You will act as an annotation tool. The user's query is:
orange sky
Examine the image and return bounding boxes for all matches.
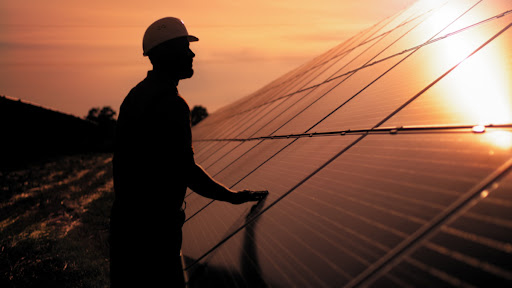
[0,0,416,117]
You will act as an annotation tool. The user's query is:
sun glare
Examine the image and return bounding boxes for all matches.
[421,1,512,149]
[418,1,512,149]
[483,130,512,150]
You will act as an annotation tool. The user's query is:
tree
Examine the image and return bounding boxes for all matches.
[191,105,208,126]
[85,106,117,151]
[86,106,116,123]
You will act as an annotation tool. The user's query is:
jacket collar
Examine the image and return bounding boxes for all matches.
[147,70,179,87]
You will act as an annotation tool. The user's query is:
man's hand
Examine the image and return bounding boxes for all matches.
[230,190,268,205]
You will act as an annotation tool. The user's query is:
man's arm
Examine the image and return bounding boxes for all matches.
[187,163,268,204]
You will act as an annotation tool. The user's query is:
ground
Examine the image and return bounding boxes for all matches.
[0,153,114,288]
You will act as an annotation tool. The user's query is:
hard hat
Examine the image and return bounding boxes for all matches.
[142,17,199,56]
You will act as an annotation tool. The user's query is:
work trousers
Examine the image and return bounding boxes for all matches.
[110,208,186,287]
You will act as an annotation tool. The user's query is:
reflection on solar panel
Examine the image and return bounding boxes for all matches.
[182,0,512,287]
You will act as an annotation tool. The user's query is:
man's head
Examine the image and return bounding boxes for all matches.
[142,17,198,80]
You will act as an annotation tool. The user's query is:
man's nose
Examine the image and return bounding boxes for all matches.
[188,48,195,58]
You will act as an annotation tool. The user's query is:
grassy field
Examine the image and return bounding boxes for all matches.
[0,153,114,288]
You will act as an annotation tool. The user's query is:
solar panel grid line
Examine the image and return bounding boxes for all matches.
[400,247,506,287]
[194,142,232,164]
[262,11,442,138]
[195,124,512,142]
[248,233,311,287]
[194,139,235,164]
[371,171,512,287]
[219,66,327,123]
[377,258,462,287]
[259,19,390,100]
[299,54,413,135]
[323,161,460,202]
[400,257,477,288]
[267,208,355,282]
[423,241,512,280]
[233,95,313,140]
[217,139,298,189]
[204,206,318,288]
[373,20,512,130]
[200,142,262,176]
[183,133,368,270]
[185,199,214,223]
[184,138,297,223]
[199,142,249,172]
[206,104,270,139]
[188,141,257,199]
[308,187,424,239]
[215,101,286,141]
[234,217,295,288]
[420,7,512,44]
[301,188,410,240]
[327,178,444,225]
[245,222,331,288]
[339,154,492,191]
[272,43,360,100]
[284,198,385,263]
[292,20,408,92]
[345,9,511,81]
[198,206,346,288]
[284,206,376,269]
[239,42,353,110]
[242,34,360,102]
[346,157,512,288]
[192,105,270,160]
[464,207,512,230]
[191,94,313,178]
[304,7,438,91]
[325,185,427,227]
[287,195,392,256]
[439,225,510,257]
[200,141,263,179]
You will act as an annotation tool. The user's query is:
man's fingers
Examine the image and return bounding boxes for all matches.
[231,190,268,204]
[247,190,268,201]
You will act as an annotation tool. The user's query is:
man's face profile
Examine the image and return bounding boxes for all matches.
[149,37,196,80]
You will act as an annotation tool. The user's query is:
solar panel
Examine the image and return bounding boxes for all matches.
[183,0,512,286]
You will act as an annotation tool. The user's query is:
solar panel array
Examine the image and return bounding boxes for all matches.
[182,0,512,287]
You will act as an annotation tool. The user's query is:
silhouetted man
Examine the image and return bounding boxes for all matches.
[110,17,268,288]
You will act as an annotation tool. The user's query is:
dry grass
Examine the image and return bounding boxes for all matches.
[0,153,114,288]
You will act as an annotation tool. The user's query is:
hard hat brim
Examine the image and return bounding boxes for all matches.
[187,35,199,42]
[142,35,199,56]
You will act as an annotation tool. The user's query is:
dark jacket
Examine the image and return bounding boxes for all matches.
[112,70,195,219]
